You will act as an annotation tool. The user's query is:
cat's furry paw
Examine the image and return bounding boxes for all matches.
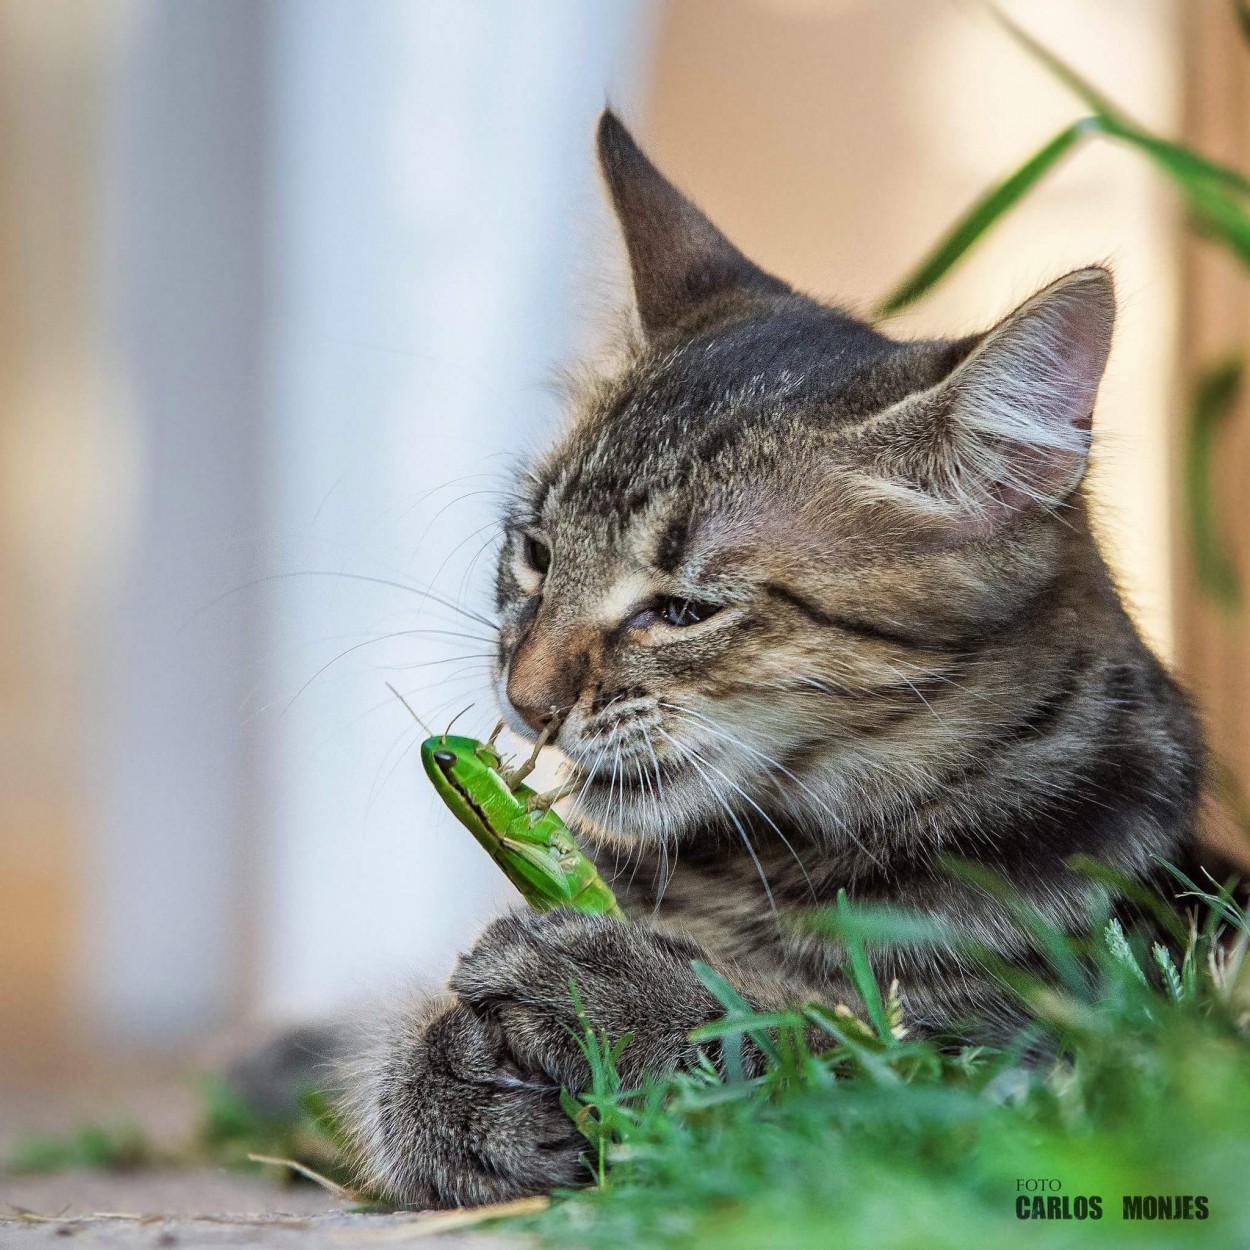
[345,911,730,1208]
[344,991,585,1209]
[449,910,727,1087]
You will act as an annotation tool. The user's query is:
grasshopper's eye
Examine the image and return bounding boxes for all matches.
[662,597,722,628]
[522,533,551,576]
[433,750,456,766]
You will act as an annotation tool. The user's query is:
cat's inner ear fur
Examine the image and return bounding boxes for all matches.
[855,267,1116,530]
[596,110,790,338]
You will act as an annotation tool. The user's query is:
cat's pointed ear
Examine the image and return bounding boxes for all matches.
[859,267,1115,530]
[596,110,789,337]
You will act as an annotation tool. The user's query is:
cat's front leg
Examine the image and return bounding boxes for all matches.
[449,910,744,1088]
[347,910,756,1208]
[344,989,586,1209]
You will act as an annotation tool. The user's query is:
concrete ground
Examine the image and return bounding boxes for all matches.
[0,1071,531,1248]
[0,1169,536,1247]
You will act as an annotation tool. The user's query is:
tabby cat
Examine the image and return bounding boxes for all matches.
[342,111,1203,1208]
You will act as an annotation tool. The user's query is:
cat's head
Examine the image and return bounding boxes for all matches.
[493,111,1115,847]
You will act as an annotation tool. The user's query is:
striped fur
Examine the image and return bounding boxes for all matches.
[343,111,1203,1207]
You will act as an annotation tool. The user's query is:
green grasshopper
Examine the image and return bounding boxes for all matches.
[417,721,625,921]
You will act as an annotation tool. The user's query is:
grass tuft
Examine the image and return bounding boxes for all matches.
[527,871,1250,1249]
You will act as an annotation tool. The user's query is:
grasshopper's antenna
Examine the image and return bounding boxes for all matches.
[385,683,436,737]
[440,702,476,743]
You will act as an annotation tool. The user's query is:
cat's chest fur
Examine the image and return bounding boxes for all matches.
[597,837,841,989]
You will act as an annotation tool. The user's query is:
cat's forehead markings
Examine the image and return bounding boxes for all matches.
[594,571,652,625]
[653,513,689,574]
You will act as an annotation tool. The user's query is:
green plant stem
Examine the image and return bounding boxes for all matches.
[1184,358,1243,607]
[875,119,1096,316]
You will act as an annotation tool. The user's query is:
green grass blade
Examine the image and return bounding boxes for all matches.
[836,890,893,1041]
[1104,918,1148,985]
[689,1010,809,1042]
[875,119,1095,316]
[991,8,1125,121]
[940,859,1088,995]
[805,901,964,949]
[1183,358,1243,607]
[1183,179,1250,266]
[802,1005,901,1086]
[1105,121,1250,199]
[521,877,1250,1250]
[1067,854,1189,944]
[881,9,1250,319]
[690,961,782,1069]
[1153,942,1185,1003]
[1235,0,1250,42]
[1153,855,1248,937]
[996,10,1250,198]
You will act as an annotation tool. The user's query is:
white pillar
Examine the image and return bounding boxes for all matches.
[89,0,268,1045]
[258,0,652,1019]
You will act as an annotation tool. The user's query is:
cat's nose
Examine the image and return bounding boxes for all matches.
[509,694,560,735]
[506,628,590,734]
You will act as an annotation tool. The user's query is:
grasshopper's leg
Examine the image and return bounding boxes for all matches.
[486,719,505,749]
[525,781,579,813]
[503,721,554,790]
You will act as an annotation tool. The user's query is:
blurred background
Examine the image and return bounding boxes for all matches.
[1,0,1247,1112]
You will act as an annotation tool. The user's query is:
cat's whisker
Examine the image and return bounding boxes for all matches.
[888,658,996,705]
[458,526,508,607]
[610,741,626,838]
[564,704,625,828]
[571,723,624,838]
[662,704,810,788]
[314,622,495,647]
[629,744,658,839]
[624,755,655,897]
[604,741,629,873]
[657,728,778,919]
[385,651,497,671]
[565,726,612,836]
[418,682,494,731]
[786,675,856,698]
[282,625,498,716]
[413,488,516,556]
[658,719,817,899]
[641,729,668,814]
[200,569,497,630]
[659,702,830,829]
[392,469,518,525]
[639,726,680,911]
[364,667,494,812]
[420,517,506,601]
[875,662,951,729]
[250,647,493,726]
[661,703,887,869]
[365,721,427,818]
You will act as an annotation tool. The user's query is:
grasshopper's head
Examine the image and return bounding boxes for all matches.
[420,733,499,800]
[420,734,513,839]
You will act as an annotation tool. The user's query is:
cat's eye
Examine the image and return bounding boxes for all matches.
[522,533,551,576]
[662,597,721,628]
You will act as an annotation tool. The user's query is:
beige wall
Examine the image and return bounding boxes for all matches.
[0,2,120,1072]
[0,0,1200,1070]
[1178,0,1250,864]
[643,0,1179,657]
